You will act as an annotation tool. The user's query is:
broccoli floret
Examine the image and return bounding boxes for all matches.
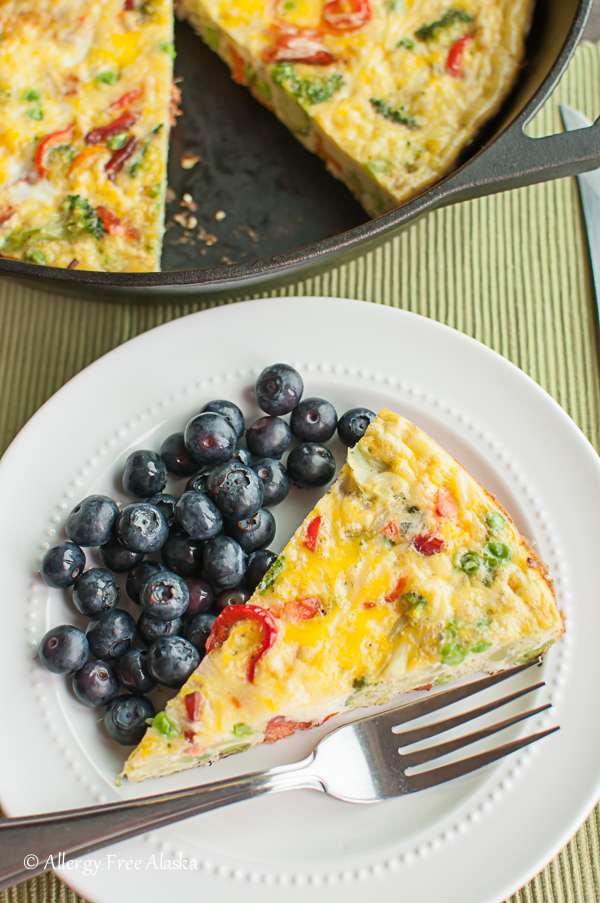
[65,195,105,240]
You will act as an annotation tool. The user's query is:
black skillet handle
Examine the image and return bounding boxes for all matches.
[436,112,600,206]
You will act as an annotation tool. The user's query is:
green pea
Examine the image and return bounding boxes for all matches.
[456,551,480,573]
[25,249,46,265]
[441,643,466,666]
[107,132,130,150]
[147,710,179,740]
[484,510,506,533]
[483,541,511,567]
[95,71,119,85]
[471,640,492,654]
[232,723,254,738]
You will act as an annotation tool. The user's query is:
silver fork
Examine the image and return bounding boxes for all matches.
[0,659,556,889]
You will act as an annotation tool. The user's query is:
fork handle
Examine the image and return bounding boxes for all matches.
[0,754,321,890]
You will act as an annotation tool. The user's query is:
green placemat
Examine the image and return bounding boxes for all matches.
[2,39,600,903]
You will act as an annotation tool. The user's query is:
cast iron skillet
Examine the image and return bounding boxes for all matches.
[2,0,599,299]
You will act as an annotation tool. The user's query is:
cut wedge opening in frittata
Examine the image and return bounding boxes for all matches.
[180,0,534,217]
[121,409,564,782]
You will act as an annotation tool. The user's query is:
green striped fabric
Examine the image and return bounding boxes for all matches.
[2,40,600,903]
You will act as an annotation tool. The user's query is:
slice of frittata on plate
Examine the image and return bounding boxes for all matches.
[122,408,564,782]
[179,0,533,217]
[0,0,174,272]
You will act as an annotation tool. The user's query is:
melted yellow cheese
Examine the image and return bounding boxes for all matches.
[122,408,564,783]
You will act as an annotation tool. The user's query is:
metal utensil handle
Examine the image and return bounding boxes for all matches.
[438,114,600,204]
[0,754,320,890]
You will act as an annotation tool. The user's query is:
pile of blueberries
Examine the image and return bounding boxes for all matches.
[38,363,375,747]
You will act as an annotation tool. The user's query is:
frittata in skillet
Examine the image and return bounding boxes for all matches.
[0,0,174,271]
[180,0,533,216]
[122,409,563,782]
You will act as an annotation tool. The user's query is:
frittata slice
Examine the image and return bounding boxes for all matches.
[0,0,174,272]
[122,408,564,782]
[180,0,533,217]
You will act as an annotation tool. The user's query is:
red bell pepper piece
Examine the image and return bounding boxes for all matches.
[323,0,371,31]
[0,206,15,227]
[303,516,321,551]
[34,124,75,178]
[96,206,141,242]
[435,486,458,519]
[85,110,139,145]
[413,532,445,555]
[184,691,203,721]
[263,716,313,743]
[288,597,321,619]
[385,575,407,603]
[447,32,473,78]
[105,135,137,181]
[108,85,144,112]
[383,519,399,541]
[206,604,278,682]
[264,33,336,64]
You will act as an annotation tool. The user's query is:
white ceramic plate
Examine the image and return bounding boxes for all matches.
[1,297,599,903]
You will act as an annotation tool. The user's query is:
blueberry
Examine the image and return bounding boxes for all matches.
[175,491,223,540]
[86,609,137,660]
[207,462,264,521]
[160,431,198,476]
[186,576,216,616]
[245,550,278,593]
[287,443,336,489]
[225,508,276,554]
[65,495,118,547]
[100,537,144,573]
[123,450,168,498]
[228,447,253,467]
[126,561,165,605]
[104,694,155,745]
[255,363,303,415]
[291,397,338,442]
[185,470,210,493]
[184,412,237,466]
[147,636,200,688]
[39,625,89,674]
[337,408,376,447]
[161,530,204,577]
[183,612,217,652]
[115,648,156,694]
[246,416,292,459]
[215,585,251,611]
[200,399,245,440]
[116,502,169,554]
[252,457,290,506]
[139,571,189,620]
[73,568,120,616]
[73,659,119,707]
[41,541,86,588]
[138,612,184,645]
[203,535,246,589]
[148,493,178,527]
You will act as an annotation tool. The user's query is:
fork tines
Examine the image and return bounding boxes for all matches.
[385,659,558,792]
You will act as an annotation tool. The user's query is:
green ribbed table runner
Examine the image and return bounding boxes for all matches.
[2,39,600,903]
